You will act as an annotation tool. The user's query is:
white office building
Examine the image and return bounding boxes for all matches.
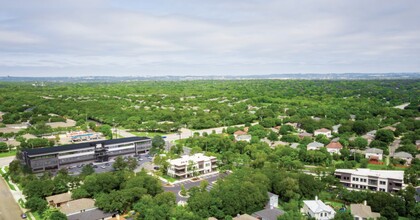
[167,153,217,178]
[335,168,404,192]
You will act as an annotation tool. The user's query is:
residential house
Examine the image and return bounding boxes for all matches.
[361,134,375,145]
[416,140,420,150]
[46,192,72,208]
[314,128,332,138]
[62,198,116,220]
[365,148,384,161]
[301,197,335,220]
[299,132,313,139]
[236,134,252,143]
[334,168,404,192]
[326,142,343,155]
[167,153,218,178]
[307,141,325,151]
[234,130,248,137]
[332,124,341,134]
[251,193,284,220]
[350,202,380,220]
[393,151,413,165]
[290,143,299,149]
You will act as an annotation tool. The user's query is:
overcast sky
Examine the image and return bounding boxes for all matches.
[1,0,419,77]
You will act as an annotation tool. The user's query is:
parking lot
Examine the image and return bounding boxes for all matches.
[64,153,153,175]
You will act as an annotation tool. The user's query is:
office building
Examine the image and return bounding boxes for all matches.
[20,137,151,172]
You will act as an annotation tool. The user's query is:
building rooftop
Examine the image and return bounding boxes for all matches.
[234,130,247,136]
[236,134,252,141]
[350,204,380,219]
[307,141,324,149]
[303,200,335,214]
[60,198,96,215]
[67,208,116,220]
[253,208,284,220]
[315,128,331,133]
[168,153,216,166]
[335,168,404,180]
[365,148,383,154]
[23,136,150,156]
[46,192,72,205]
[326,142,343,149]
[393,151,413,159]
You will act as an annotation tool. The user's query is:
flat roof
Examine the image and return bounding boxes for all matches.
[335,168,404,180]
[23,136,150,156]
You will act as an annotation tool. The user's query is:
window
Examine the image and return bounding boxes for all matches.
[380,181,386,185]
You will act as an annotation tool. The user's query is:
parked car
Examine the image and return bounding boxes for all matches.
[21,214,27,219]
[93,165,98,168]
[138,158,143,161]
[105,163,110,166]
[101,165,106,169]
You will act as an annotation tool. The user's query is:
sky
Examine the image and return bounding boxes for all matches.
[0,0,419,77]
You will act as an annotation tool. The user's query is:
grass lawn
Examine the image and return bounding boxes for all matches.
[0,150,16,158]
[398,217,409,220]
[324,200,345,210]
[18,198,25,208]
[367,163,406,170]
[162,175,177,183]
[32,211,42,220]
[130,131,169,138]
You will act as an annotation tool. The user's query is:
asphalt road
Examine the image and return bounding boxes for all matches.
[0,178,23,220]
[0,156,15,168]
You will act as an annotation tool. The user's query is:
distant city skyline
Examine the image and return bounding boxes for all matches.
[1,1,420,77]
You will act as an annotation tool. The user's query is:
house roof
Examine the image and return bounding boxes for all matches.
[303,200,335,214]
[46,192,72,205]
[290,143,299,149]
[350,204,380,219]
[67,208,116,220]
[59,198,96,215]
[307,141,324,148]
[393,151,413,159]
[365,148,383,154]
[236,134,252,140]
[23,136,150,156]
[326,142,343,149]
[299,132,313,137]
[234,130,247,135]
[253,208,284,220]
[315,128,331,133]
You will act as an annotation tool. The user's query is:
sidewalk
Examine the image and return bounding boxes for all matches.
[1,166,35,219]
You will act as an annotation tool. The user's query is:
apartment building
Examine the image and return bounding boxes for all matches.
[334,168,404,193]
[167,153,217,178]
[21,137,151,172]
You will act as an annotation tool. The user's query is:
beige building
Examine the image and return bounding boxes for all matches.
[350,202,380,220]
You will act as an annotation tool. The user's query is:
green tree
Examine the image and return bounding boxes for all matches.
[127,157,138,171]
[80,164,95,177]
[375,129,394,144]
[112,156,128,171]
[333,211,353,220]
[151,135,165,154]
[0,142,8,152]
[25,197,48,213]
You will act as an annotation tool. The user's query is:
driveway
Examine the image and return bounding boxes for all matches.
[162,172,227,203]
[0,177,23,220]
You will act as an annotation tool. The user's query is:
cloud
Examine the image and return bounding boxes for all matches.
[0,0,419,76]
